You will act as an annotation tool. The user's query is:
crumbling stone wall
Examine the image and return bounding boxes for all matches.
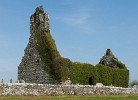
[18,6,59,84]
[0,83,137,96]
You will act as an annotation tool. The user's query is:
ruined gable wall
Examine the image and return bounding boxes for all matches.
[18,7,59,84]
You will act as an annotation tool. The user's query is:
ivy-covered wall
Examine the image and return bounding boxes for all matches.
[70,63,98,85]
[50,57,129,87]
[32,7,129,87]
[35,22,129,88]
[69,63,129,87]
[35,23,60,72]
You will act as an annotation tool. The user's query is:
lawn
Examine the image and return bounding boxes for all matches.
[0,95,138,100]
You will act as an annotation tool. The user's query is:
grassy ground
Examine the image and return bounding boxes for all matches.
[0,95,138,100]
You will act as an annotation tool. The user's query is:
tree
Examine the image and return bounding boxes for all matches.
[130,80,138,87]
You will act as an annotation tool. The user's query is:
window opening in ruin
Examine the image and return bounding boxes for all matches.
[36,76,38,79]
[36,59,39,63]
[20,70,23,73]
[32,27,33,31]
[29,54,31,57]
[35,69,37,72]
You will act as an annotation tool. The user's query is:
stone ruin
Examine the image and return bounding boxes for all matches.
[99,49,121,68]
[18,6,128,86]
[0,83,138,96]
[18,6,58,84]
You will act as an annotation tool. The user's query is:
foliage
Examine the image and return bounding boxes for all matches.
[51,57,72,82]
[112,68,129,87]
[95,64,129,87]
[116,61,126,69]
[130,80,138,87]
[95,64,113,86]
[34,15,129,87]
[70,62,98,85]
[35,23,60,72]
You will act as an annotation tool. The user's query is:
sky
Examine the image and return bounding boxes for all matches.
[0,0,138,83]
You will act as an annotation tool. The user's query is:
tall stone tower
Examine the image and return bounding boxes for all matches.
[18,6,60,84]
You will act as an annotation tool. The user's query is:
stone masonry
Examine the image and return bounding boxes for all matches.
[99,49,120,68]
[18,6,57,84]
[0,83,138,96]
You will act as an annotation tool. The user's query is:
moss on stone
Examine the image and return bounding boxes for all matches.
[35,23,60,72]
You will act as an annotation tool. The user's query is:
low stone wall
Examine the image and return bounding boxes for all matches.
[0,83,137,96]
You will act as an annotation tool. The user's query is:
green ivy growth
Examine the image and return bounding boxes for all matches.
[69,63,129,87]
[51,57,72,82]
[34,17,129,87]
[35,23,60,72]
[70,62,98,85]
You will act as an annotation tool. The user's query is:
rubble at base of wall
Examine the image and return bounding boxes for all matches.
[0,83,137,96]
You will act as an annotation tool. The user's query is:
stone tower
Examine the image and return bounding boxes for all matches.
[99,49,119,68]
[99,49,126,68]
[18,6,60,84]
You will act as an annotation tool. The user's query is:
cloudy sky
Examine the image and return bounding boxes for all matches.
[0,0,138,82]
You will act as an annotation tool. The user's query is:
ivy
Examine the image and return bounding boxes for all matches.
[34,23,60,72]
[33,16,129,87]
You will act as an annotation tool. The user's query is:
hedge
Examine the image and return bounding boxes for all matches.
[51,57,72,82]
[69,63,129,87]
[34,14,129,87]
[70,62,98,85]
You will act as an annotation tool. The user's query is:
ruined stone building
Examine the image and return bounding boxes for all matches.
[18,6,129,86]
[99,49,119,68]
[99,49,126,69]
[18,6,60,84]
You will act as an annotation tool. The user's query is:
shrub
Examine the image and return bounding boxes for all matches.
[130,80,138,87]
[51,57,72,82]
[70,63,98,85]
[95,64,113,86]
[95,64,129,87]
[117,61,126,69]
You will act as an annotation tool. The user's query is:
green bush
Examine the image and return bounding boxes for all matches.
[95,64,129,87]
[95,64,113,86]
[51,57,72,82]
[70,63,98,85]
[112,68,129,87]
[130,80,138,87]
[116,61,126,69]
[34,17,129,87]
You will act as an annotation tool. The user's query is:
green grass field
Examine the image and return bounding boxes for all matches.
[0,95,138,100]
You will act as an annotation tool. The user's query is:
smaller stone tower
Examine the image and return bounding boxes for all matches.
[99,49,120,68]
[18,6,60,84]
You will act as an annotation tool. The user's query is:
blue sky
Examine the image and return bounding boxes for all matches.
[0,0,138,83]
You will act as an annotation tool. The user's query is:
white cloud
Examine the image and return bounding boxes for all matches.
[52,8,94,34]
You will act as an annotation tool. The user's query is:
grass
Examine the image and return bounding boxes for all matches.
[0,95,138,100]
